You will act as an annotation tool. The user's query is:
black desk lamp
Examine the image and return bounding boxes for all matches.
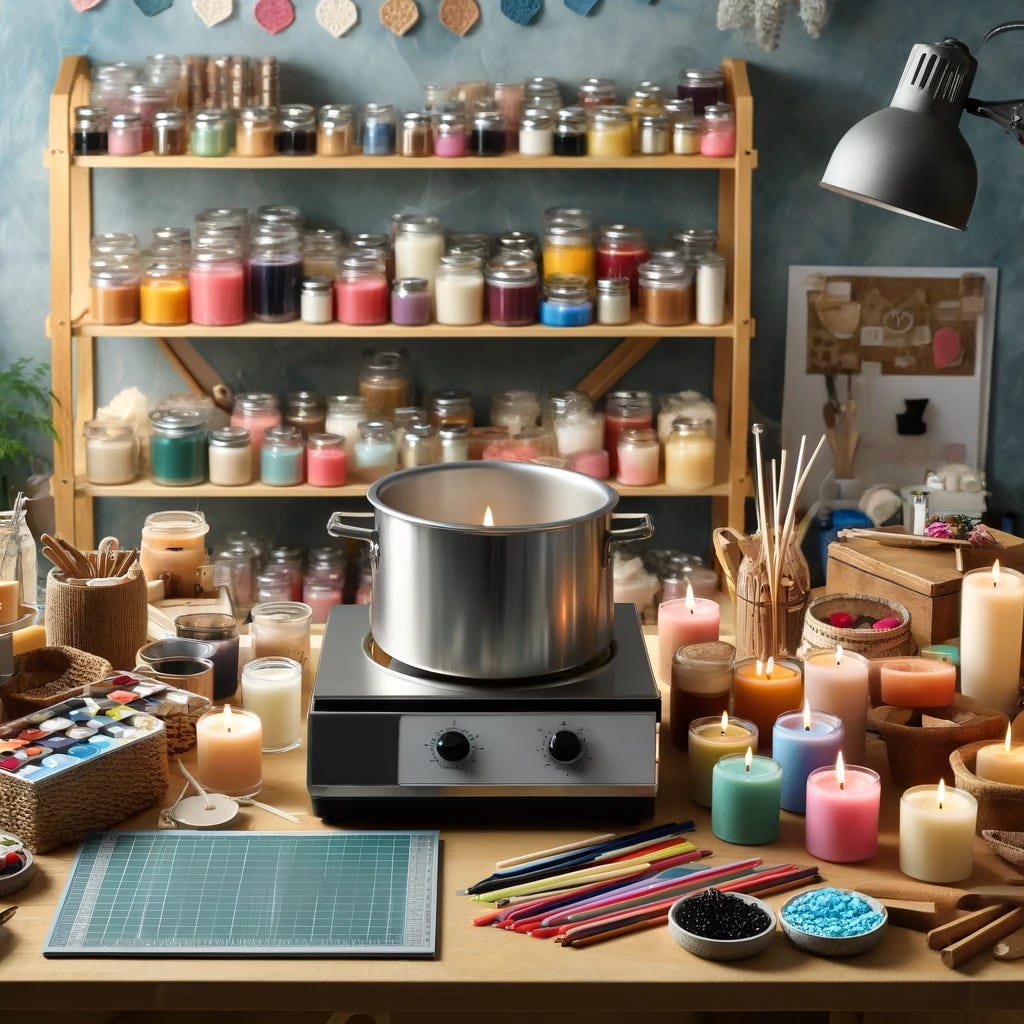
[820,22,1024,230]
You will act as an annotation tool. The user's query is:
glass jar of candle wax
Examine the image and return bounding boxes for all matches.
[469,111,506,157]
[399,112,433,157]
[519,107,553,156]
[152,109,187,155]
[149,409,207,486]
[152,227,191,258]
[249,226,302,323]
[90,260,140,325]
[255,205,304,232]
[495,231,540,264]
[449,233,491,261]
[677,67,726,117]
[256,567,294,604]
[84,419,138,485]
[190,110,229,157]
[701,102,736,157]
[303,579,342,625]
[393,215,445,291]
[140,254,190,326]
[260,427,304,486]
[359,351,410,421]
[324,394,366,456]
[250,602,313,682]
[73,106,110,155]
[587,106,632,158]
[90,231,140,261]
[306,433,347,487]
[266,547,305,602]
[616,427,659,486]
[540,277,593,327]
[491,390,541,437]
[493,81,524,150]
[189,243,246,326]
[670,228,719,266]
[577,77,618,109]
[236,106,276,157]
[597,225,649,304]
[554,406,605,456]
[274,103,316,154]
[283,392,325,437]
[665,417,716,490]
[435,254,484,325]
[553,111,587,156]
[437,423,470,462]
[391,407,425,443]
[335,255,388,326]
[427,389,474,430]
[303,228,343,279]
[432,112,467,158]
[353,420,398,482]
[663,97,695,125]
[485,258,539,326]
[349,234,393,282]
[360,103,396,155]
[390,277,431,326]
[596,277,631,325]
[231,393,282,468]
[696,252,727,326]
[483,425,556,462]
[638,262,694,326]
[605,390,653,476]
[317,104,354,156]
[141,510,209,599]
[400,423,442,468]
[542,389,591,428]
[300,276,333,324]
[108,112,143,155]
[424,84,458,111]
[673,120,702,155]
[638,113,671,155]
[543,222,595,286]
[92,61,137,114]
[524,77,562,111]
[175,612,240,701]
[207,426,252,486]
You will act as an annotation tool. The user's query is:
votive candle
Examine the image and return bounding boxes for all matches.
[899,780,978,882]
[974,725,1024,785]
[687,712,758,808]
[772,704,845,813]
[195,705,263,796]
[804,755,881,862]
[879,656,957,708]
[657,583,721,683]
[711,748,782,845]
[732,656,803,752]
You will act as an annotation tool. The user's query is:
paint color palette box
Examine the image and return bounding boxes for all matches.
[0,696,169,853]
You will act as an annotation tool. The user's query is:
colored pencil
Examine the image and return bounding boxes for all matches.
[494,833,617,869]
[470,863,651,903]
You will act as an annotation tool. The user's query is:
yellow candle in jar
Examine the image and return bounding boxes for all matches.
[587,110,633,158]
[664,420,715,489]
[140,279,190,326]
[542,242,595,284]
[732,656,803,753]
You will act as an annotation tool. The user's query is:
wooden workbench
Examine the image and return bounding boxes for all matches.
[1,634,1022,1024]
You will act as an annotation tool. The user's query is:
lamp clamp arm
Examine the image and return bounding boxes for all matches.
[965,98,1024,144]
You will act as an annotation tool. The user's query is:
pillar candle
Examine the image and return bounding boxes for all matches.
[899,781,978,882]
[772,704,845,813]
[686,712,758,807]
[805,755,881,862]
[879,657,957,709]
[960,561,1024,718]
[710,748,782,845]
[732,656,803,753]
[802,645,870,765]
[240,656,302,753]
[195,705,263,796]
[657,584,721,683]
[974,725,1024,785]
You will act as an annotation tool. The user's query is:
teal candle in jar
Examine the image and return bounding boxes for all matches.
[260,427,304,486]
[711,749,783,845]
[149,409,207,486]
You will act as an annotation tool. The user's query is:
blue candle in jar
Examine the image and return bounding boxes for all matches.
[771,705,845,814]
[260,429,304,486]
[361,104,396,155]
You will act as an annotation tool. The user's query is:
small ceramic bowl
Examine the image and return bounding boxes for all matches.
[0,846,35,898]
[779,889,887,957]
[668,891,776,961]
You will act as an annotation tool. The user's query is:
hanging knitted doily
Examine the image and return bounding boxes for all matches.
[717,0,831,51]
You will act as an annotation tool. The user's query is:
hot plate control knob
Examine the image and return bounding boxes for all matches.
[547,730,585,765]
[435,730,472,763]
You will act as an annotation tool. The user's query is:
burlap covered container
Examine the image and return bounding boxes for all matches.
[0,646,112,720]
[45,566,148,670]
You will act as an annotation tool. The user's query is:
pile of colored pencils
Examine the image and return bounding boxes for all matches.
[462,822,820,948]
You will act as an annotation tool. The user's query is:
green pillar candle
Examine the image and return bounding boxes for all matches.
[711,751,783,845]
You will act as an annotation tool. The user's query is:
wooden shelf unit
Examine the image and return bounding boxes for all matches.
[47,55,756,548]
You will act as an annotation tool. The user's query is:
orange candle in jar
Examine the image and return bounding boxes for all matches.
[732,656,803,753]
[139,510,210,599]
[140,278,190,326]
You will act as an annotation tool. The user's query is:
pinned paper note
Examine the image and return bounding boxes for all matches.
[500,0,540,25]
[70,0,104,10]
[316,0,358,36]
[564,0,599,13]
[379,0,419,35]
[193,0,232,25]
[134,0,173,14]
[254,0,295,33]
[439,0,479,35]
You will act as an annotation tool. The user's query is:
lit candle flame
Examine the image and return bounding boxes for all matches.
[937,778,946,810]
[744,746,753,772]
[803,699,812,732]
[483,506,494,526]
[836,750,845,791]
[1006,723,1014,752]
[720,711,729,736]
[835,643,844,666]
[685,581,696,614]
[765,656,775,678]
[223,703,232,733]
[755,658,764,677]
[993,559,1001,588]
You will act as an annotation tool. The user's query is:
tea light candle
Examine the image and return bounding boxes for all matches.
[711,748,782,845]
[687,712,758,807]
[804,754,881,863]
[960,561,1024,718]
[879,657,957,708]
[899,780,978,882]
[241,657,303,753]
[771,703,845,813]
[975,724,1024,785]
[657,583,721,683]
[195,705,263,796]
[732,656,803,753]
[802,645,870,765]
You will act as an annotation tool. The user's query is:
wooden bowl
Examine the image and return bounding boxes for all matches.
[950,742,1024,834]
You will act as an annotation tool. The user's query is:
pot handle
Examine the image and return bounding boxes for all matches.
[606,512,653,560]
[326,511,379,567]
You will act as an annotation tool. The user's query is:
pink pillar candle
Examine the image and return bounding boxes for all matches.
[879,657,957,708]
[657,584,720,683]
[802,645,870,765]
[805,758,881,863]
[195,705,263,796]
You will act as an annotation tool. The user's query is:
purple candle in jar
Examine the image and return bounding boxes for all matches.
[391,277,432,325]
[485,259,538,326]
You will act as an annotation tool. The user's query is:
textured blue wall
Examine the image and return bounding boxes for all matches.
[3,1,1023,555]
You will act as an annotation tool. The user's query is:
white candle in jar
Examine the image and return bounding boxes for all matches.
[554,410,605,456]
[84,420,137,485]
[435,268,484,325]
[899,780,978,883]
[802,645,870,765]
[394,231,445,292]
[241,656,302,752]
[208,427,253,486]
[324,397,366,458]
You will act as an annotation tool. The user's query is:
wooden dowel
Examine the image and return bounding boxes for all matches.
[940,906,1024,968]
[928,903,1010,949]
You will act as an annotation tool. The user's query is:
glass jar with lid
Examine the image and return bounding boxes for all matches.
[639,113,671,155]
[84,419,138,485]
[587,107,632,158]
[189,241,246,326]
[190,110,229,157]
[524,76,562,111]
[577,77,618,109]
[432,111,467,158]
[274,103,317,154]
[260,426,304,486]
[670,227,719,267]
[335,253,388,326]
[518,107,553,157]
[390,277,431,326]
[249,225,302,323]
[426,388,474,430]
[152,226,191,256]
[490,390,540,437]
[677,67,726,117]
[73,106,110,155]
[494,230,540,264]
[399,111,433,157]
[604,390,653,475]
[324,394,367,455]
[140,252,189,326]
[359,351,411,420]
[470,111,506,157]
[284,391,326,436]
[349,232,393,282]
[448,232,491,261]
[665,416,716,490]
[361,103,396,155]
[435,253,484,325]
[140,510,210,599]
[596,277,631,325]
[701,102,736,157]
[254,569,295,606]
[149,408,207,486]
[616,427,660,486]
[553,405,605,457]
[303,227,344,278]
[485,257,539,326]
[91,61,137,115]
[208,425,253,486]
[673,120,703,155]
[301,276,333,324]
[255,204,304,232]
[424,83,458,111]
[152,109,187,156]
[543,221,595,286]
[393,214,445,293]
[194,207,250,249]
[638,261,694,327]
[493,82,524,150]
[696,251,727,326]
[664,97,696,125]
[109,112,144,156]
[91,231,140,260]
[237,106,276,157]
[596,224,649,303]
[439,423,470,462]
[129,83,172,148]
[400,423,442,468]
[353,420,398,482]
[306,433,347,487]
[317,104,354,156]
[230,392,282,466]
[392,407,427,444]
[90,258,140,326]
[542,388,591,428]
[553,109,587,156]
[540,275,593,327]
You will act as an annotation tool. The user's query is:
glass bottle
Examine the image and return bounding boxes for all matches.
[616,427,660,486]
[249,225,302,323]
[73,105,110,155]
[152,109,187,155]
[604,390,653,476]
[638,261,694,327]
[274,103,317,154]
[596,277,631,325]
[701,102,736,157]
[391,277,432,326]
[677,67,726,117]
[485,257,539,327]
[587,107,632,158]
[236,106,276,157]
[696,252,727,326]
[400,423,441,468]
[318,104,354,156]
[596,224,649,304]
[190,110,229,157]
[301,276,333,324]
[435,254,484,325]
[90,259,140,326]
[149,408,207,486]
[359,351,410,420]
[432,112,467,158]
[108,112,144,155]
[361,103,396,155]
[335,253,388,326]
[260,426,304,486]
[84,419,138,485]
[140,252,189,326]
[399,111,433,157]
[353,420,398,482]
[140,510,210,600]
[665,416,716,490]
[306,433,347,487]
[207,425,253,486]
[540,275,593,327]
[470,111,506,157]
[490,390,540,437]
[543,221,595,286]
[324,394,367,456]
[518,107,553,157]
[639,113,671,155]
[189,241,246,326]
[427,389,474,430]
[284,391,326,437]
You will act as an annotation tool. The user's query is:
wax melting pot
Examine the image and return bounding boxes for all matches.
[308,462,661,817]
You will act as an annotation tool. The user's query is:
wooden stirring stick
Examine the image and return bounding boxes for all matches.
[928,903,1010,949]
[941,906,1024,968]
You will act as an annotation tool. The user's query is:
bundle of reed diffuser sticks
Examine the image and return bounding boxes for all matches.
[41,533,137,585]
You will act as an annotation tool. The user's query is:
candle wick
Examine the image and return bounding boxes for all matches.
[839,781,844,791]
[745,763,750,773]
[805,724,810,732]
[939,801,943,810]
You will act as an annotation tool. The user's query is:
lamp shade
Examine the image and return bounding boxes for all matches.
[820,39,979,230]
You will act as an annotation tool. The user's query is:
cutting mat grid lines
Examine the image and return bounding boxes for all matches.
[44,831,439,958]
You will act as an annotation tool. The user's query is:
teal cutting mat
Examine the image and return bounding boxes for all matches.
[44,831,439,958]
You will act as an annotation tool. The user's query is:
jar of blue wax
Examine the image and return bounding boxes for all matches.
[249,224,302,323]
[353,420,398,483]
[540,274,593,327]
[260,426,304,486]
[149,408,207,486]
[274,103,317,155]
[360,103,396,155]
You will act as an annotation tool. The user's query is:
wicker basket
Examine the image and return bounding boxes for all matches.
[0,646,112,721]
[951,741,1024,834]
[799,593,914,660]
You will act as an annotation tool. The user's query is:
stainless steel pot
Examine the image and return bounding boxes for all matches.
[327,462,652,679]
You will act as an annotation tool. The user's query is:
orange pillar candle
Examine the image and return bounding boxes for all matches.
[879,656,957,709]
[732,656,803,753]
[195,705,263,796]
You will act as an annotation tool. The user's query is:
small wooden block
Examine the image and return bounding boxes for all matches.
[876,898,943,932]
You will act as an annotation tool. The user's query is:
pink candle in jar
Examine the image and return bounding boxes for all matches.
[616,428,659,486]
[306,434,347,487]
[605,391,653,475]
[657,583,720,683]
[335,276,389,326]
[879,657,957,708]
[189,262,246,326]
[804,755,881,863]
[571,449,610,479]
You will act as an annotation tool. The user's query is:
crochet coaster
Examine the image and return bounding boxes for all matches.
[194,0,232,25]
[316,0,358,36]
[564,0,598,13]
[379,0,419,35]
[134,0,173,13]
[254,0,295,33]
[69,0,104,10]
[500,0,540,26]
[439,0,479,35]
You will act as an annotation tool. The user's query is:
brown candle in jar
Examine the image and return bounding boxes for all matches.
[359,379,409,420]
[91,284,139,325]
[669,640,735,749]
[639,281,693,326]
[236,123,275,156]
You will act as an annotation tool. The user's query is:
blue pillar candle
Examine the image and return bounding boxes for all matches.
[772,706,845,814]
[711,750,783,845]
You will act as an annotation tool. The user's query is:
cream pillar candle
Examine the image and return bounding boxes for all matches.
[802,645,870,765]
[975,724,1024,785]
[241,656,303,753]
[899,781,978,882]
